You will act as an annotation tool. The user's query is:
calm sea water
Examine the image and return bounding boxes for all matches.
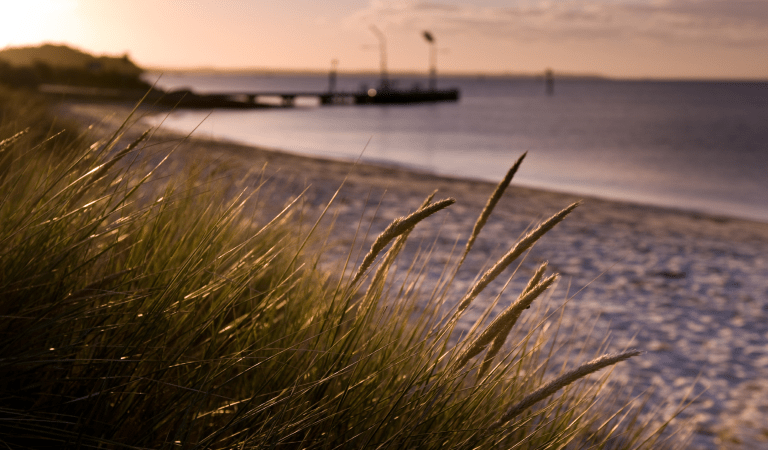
[145,72,768,223]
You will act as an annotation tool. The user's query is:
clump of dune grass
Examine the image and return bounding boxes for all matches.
[0,99,687,449]
[0,86,84,149]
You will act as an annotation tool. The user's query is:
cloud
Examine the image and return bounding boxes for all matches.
[343,0,768,46]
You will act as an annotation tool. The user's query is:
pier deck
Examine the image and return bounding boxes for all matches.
[40,84,460,108]
[202,88,460,107]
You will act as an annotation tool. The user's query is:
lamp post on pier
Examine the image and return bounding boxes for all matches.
[369,25,389,91]
[328,59,338,94]
[423,31,437,91]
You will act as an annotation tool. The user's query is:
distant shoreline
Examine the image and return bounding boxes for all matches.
[142,68,768,84]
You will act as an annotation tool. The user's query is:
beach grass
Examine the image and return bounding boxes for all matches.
[0,91,685,448]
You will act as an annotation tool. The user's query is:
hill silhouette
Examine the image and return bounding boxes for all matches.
[0,44,142,75]
[0,44,149,90]
[0,44,275,108]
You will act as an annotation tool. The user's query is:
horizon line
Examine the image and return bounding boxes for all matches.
[4,43,765,83]
[143,66,768,83]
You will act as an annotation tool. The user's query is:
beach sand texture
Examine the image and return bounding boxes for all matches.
[60,102,768,449]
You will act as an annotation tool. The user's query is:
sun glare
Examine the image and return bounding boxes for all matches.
[0,0,78,48]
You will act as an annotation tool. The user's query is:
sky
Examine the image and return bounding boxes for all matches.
[1,0,767,79]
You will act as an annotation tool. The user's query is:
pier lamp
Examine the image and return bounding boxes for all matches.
[423,31,436,91]
[369,25,389,90]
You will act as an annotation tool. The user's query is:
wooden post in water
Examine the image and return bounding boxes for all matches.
[328,59,338,94]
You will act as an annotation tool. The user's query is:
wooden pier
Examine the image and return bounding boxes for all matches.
[40,84,460,109]
[167,88,461,108]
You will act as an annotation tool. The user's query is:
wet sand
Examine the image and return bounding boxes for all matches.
[58,101,768,449]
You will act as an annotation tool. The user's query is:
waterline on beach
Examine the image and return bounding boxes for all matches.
[146,74,768,223]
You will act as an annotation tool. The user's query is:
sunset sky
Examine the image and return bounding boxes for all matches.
[1,0,767,79]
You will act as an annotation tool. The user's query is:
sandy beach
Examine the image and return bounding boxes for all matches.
[58,101,768,449]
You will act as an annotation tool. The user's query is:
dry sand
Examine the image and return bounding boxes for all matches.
[58,101,768,449]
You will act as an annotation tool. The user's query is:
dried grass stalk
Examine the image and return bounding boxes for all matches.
[0,128,29,152]
[522,261,548,296]
[478,262,549,377]
[65,128,152,209]
[490,349,643,428]
[456,202,579,316]
[92,128,152,181]
[357,191,438,318]
[350,197,455,286]
[457,152,526,269]
[376,191,437,274]
[457,274,557,369]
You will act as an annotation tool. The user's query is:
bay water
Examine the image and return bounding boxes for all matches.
[145,72,768,223]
